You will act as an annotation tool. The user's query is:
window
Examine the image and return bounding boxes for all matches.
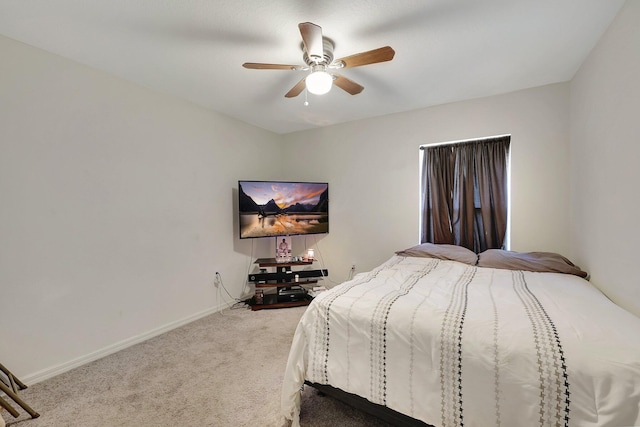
[420,135,510,253]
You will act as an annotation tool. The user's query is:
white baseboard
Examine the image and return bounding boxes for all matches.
[23,303,229,385]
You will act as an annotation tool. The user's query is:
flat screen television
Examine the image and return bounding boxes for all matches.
[238,180,329,239]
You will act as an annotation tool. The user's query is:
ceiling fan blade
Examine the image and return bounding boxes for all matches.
[335,46,395,68]
[333,74,364,95]
[299,22,324,62]
[243,63,299,70]
[284,78,307,98]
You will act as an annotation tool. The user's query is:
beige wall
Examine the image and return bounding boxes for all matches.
[0,35,281,381]
[570,0,640,317]
[282,83,572,282]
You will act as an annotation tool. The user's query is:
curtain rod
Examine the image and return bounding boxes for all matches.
[419,134,510,150]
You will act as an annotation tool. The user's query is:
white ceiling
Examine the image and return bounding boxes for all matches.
[0,0,625,134]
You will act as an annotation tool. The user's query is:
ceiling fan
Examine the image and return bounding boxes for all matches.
[242,22,395,98]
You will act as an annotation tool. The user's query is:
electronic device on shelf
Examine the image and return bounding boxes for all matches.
[278,286,307,302]
[249,268,329,283]
[279,286,306,297]
[238,180,329,239]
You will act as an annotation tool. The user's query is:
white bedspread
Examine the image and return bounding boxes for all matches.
[281,255,640,427]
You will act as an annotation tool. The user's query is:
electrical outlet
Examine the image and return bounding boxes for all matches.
[351,263,356,271]
[214,271,221,287]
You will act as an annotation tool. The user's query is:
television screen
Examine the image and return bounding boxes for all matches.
[238,180,329,239]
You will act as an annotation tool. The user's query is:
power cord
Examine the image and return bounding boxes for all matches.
[309,236,340,287]
[215,272,248,313]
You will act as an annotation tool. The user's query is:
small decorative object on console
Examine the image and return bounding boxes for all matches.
[275,236,292,263]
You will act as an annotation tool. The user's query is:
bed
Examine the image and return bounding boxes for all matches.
[281,244,640,427]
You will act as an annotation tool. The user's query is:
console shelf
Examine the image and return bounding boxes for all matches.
[253,258,313,268]
[247,258,328,311]
[254,280,319,288]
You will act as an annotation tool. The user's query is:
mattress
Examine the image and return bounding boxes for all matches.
[281,255,640,427]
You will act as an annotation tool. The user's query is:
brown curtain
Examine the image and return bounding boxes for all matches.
[421,145,455,244]
[421,136,510,253]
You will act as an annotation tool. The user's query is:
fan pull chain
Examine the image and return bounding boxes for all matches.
[304,89,309,106]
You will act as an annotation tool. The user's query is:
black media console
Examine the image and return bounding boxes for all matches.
[247,258,328,310]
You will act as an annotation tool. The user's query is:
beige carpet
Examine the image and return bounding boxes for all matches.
[2,304,392,427]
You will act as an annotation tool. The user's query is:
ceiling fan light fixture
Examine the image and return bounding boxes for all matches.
[305,68,333,95]
[244,22,395,99]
